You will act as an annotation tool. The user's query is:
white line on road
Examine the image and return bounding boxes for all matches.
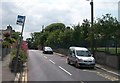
[44,56,47,59]
[80,81,84,83]
[58,66,72,76]
[49,59,55,64]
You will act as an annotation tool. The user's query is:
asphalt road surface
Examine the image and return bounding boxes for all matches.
[28,50,119,83]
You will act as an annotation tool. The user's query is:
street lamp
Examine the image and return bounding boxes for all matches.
[87,0,94,55]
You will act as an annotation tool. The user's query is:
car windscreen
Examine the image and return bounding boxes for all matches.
[45,47,52,50]
[76,50,91,57]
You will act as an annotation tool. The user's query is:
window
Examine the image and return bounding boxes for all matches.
[76,50,91,57]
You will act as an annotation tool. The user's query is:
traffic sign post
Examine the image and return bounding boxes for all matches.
[14,15,26,75]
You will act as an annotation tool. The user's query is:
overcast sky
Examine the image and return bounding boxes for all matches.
[1,0,120,40]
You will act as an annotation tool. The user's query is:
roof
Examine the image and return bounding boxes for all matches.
[69,46,88,51]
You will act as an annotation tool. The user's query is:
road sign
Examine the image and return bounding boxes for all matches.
[16,15,25,26]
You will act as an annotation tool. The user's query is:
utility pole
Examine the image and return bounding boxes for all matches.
[90,0,94,55]
[42,25,44,33]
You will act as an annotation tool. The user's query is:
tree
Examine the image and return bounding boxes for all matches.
[45,30,62,48]
[81,19,91,47]
[45,23,65,32]
[2,32,16,48]
[94,14,119,53]
[72,23,82,46]
[30,32,41,49]
[11,32,20,40]
[26,38,32,49]
[61,29,74,48]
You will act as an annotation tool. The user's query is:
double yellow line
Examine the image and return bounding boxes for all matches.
[14,62,27,83]
[21,62,27,83]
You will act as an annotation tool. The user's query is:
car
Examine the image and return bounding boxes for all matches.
[43,46,53,54]
[66,46,95,69]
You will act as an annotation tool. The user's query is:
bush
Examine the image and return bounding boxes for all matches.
[9,56,24,72]
[9,48,28,73]
[10,48,27,62]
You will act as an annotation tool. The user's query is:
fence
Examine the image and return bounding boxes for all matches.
[1,47,11,60]
[94,39,120,55]
[94,51,120,69]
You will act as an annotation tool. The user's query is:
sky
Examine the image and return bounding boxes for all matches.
[0,0,120,40]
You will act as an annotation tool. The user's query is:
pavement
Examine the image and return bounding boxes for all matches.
[2,54,15,82]
[2,54,27,83]
[96,64,120,77]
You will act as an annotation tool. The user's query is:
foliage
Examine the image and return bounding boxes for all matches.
[26,38,33,49]
[2,41,10,48]
[27,14,120,54]
[2,30,19,48]
[10,48,27,62]
[10,48,27,73]
[45,23,66,32]
[45,30,63,48]
[11,32,20,40]
[2,37,16,48]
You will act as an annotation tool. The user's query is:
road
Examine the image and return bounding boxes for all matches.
[28,50,119,82]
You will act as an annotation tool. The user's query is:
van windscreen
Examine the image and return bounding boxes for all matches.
[76,50,91,57]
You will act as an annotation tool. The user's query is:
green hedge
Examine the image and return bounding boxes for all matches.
[10,48,27,62]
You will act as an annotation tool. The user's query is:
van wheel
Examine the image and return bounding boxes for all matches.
[75,62,79,68]
[67,59,70,65]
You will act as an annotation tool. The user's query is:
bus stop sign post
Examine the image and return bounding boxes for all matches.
[14,15,26,75]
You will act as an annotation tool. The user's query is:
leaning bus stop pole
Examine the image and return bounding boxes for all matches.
[14,16,26,75]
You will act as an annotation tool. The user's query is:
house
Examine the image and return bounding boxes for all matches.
[0,25,15,41]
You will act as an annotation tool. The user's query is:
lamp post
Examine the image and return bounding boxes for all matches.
[87,0,94,54]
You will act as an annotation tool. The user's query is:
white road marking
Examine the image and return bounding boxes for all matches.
[58,66,72,76]
[80,81,84,83]
[49,59,55,64]
[44,56,47,59]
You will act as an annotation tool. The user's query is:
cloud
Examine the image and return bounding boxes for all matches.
[1,0,119,40]
[1,2,23,32]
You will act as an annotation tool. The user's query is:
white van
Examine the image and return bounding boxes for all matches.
[66,47,95,68]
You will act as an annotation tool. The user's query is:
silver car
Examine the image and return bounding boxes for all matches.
[67,47,95,68]
[43,46,53,54]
